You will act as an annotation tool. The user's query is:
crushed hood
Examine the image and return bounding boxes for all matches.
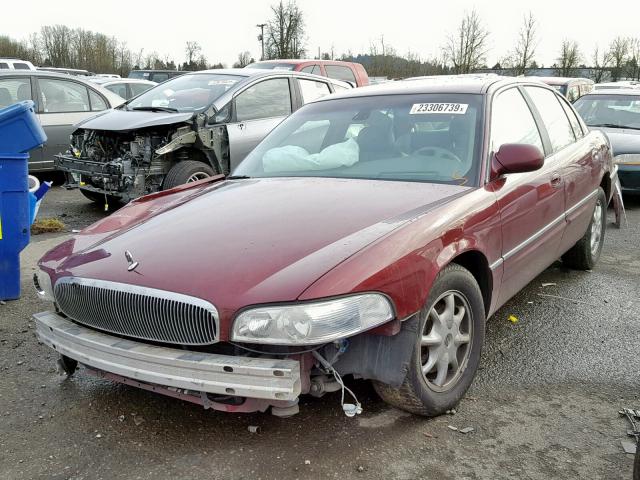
[75,109,195,132]
[41,177,470,330]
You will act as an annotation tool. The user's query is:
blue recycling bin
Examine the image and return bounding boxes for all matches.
[0,101,47,301]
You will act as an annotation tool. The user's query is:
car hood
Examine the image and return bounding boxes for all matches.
[593,127,640,156]
[41,177,469,333]
[75,108,195,131]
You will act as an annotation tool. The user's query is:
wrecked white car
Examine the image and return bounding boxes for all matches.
[55,68,346,204]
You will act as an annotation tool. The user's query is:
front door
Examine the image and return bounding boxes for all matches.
[227,77,293,170]
[488,86,567,306]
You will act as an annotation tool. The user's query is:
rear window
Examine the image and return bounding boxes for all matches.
[128,71,146,79]
[325,65,356,84]
[13,62,30,70]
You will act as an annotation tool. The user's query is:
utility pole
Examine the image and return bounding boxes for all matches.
[256,23,266,60]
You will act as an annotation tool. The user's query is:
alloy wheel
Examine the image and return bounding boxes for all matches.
[420,291,472,392]
[590,198,603,256]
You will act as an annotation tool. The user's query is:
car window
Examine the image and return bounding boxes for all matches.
[558,97,584,138]
[567,85,580,102]
[130,83,153,97]
[525,86,575,153]
[300,65,320,75]
[0,77,32,108]
[152,73,168,82]
[298,79,331,103]
[324,65,356,83]
[0,63,8,69]
[234,93,484,185]
[13,63,30,70]
[105,83,128,99]
[490,87,543,154]
[38,78,90,113]
[573,94,640,129]
[89,90,108,111]
[235,78,291,121]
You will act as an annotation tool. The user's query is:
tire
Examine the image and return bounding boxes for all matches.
[162,160,216,190]
[79,188,123,208]
[634,442,640,480]
[561,187,606,270]
[373,263,485,416]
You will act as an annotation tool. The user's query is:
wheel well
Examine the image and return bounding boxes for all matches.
[600,173,611,202]
[451,250,492,317]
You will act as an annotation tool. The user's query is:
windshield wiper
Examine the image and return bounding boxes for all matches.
[131,106,179,113]
[589,123,640,130]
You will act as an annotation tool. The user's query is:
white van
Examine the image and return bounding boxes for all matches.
[0,58,36,71]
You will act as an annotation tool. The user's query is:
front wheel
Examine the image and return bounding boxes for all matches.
[561,187,606,270]
[162,160,216,190]
[374,263,485,416]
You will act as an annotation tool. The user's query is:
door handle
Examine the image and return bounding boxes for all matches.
[550,173,563,188]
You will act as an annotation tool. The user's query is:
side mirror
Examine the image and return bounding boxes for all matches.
[491,143,544,178]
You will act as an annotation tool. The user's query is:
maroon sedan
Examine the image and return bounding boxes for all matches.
[33,77,612,417]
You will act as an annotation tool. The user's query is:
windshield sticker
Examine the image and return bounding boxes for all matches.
[410,103,469,114]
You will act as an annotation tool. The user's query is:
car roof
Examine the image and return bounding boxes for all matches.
[89,77,156,85]
[249,59,353,65]
[580,88,640,96]
[314,75,540,102]
[535,76,593,85]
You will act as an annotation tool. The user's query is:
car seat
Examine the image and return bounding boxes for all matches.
[16,83,31,102]
[356,111,397,161]
[0,87,12,108]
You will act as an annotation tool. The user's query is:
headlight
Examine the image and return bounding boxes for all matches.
[33,270,54,301]
[231,294,394,345]
[615,154,640,165]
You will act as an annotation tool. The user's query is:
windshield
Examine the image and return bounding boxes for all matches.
[573,94,640,128]
[247,62,296,71]
[234,93,484,185]
[127,73,242,112]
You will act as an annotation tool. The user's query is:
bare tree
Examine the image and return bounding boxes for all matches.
[505,12,538,76]
[591,45,611,83]
[233,51,253,68]
[265,0,305,59]
[555,40,581,77]
[185,41,202,64]
[628,38,640,81]
[443,9,489,74]
[608,37,629,81]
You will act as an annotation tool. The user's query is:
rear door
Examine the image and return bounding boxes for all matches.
[226,77,293,169]
[530,88,602,253]
[36,77,109,168]
[489,86,566,306]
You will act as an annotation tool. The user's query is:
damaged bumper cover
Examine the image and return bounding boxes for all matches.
[34,311,301,401]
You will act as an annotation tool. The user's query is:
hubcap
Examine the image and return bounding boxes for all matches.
[186,172,210,183]
[420,291,472,391]
[590,199,603,256]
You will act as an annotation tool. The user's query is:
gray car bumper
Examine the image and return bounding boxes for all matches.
[34,311,301,401]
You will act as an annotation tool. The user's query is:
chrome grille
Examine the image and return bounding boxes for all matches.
[54,277,218,345]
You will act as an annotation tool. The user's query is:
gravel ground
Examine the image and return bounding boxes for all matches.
[1,184,639,480]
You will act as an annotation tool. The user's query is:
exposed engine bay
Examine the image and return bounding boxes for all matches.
[55,121,229,204]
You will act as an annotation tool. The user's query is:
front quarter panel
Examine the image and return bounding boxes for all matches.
[299,186,502,320]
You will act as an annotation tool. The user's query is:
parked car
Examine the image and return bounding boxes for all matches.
[0,58,36,70]
[34,76,613,417]
[0,70,124,171]
[536,77,594,102]
[594,81,640,90]
[88,77,157,100]
[574,89,640,194]
[128,69,185,83]
[55,69,352,204]
[247,59,369,87]
[37,67,94,77]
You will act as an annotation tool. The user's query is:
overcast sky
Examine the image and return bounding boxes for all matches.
[5,0,640,69]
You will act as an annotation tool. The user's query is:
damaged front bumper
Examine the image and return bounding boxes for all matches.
[55,154,123,178]
[34,311,302,404]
